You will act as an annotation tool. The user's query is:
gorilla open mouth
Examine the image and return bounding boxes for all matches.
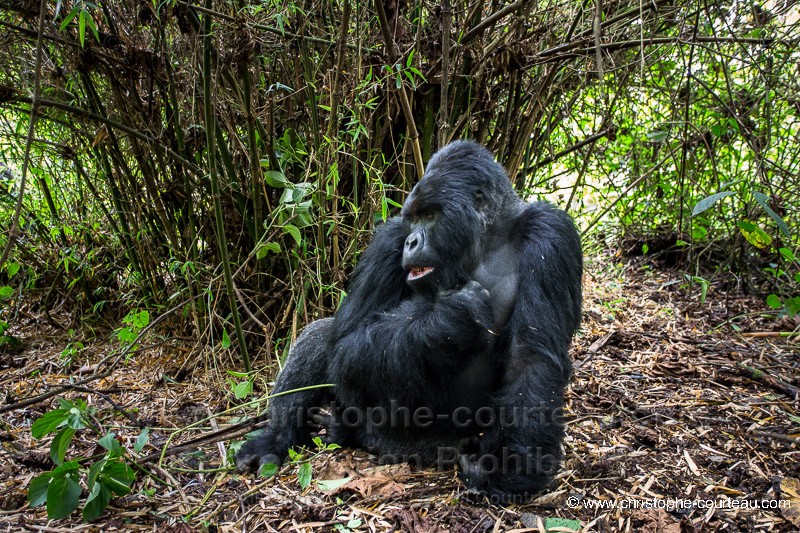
[407,266,434,280]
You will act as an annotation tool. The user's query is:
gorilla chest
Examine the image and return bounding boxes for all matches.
[471,243,519,332]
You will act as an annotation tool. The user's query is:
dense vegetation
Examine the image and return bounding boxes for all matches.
[1,0,798,367]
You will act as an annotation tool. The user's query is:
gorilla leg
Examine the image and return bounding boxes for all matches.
[459,360,567,497]
[235,318,334,472]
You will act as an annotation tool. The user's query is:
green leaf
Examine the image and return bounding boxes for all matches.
[779,248,795,262]
[259,462,278,478]
[98,433,125,457]
[766,294,782,309]
[753,191,790,238]
[100,460,135,495]
[256,242,281,259]
[283,224,302,246]
[232,380,253,399]
[692,191,736,217]
[544,517,582,531]
[82,482,111,522]
[298,462,312,489]
[78,9,87,46]
[134,428,150,453]
[0,286,13,299]
[264,170,292,188]
[287,448,302,461]
[738,220,772,249]
[50,427,76,465]
[31,409,70,439]
[28,472,54,507]
[87,458,106,487]
[46,469,81,520]
[221,328,232,349]
[6,262,20,278]
[59,6,79,30]
[786,297,800,316]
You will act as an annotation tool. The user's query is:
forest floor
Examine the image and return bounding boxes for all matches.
[1,254,799,532]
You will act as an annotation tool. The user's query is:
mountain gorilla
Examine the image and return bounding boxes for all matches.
[236,141,582,498]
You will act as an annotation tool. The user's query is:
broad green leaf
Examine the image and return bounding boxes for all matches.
[753,191,790,238]
[264,170,292,188]
[98,433,125,457]
[27,472,54,507]
[298,462,312,489]
[82,482,111,522]
[0,286,13,299]
[692,191,735,216]
[283,224,301,246]
[766,294,782,309]
[646,130,669,142]
[287,448,302,461]
[786,297,800,316]
[31,409,70,439]
[50,427,76,465]
[100,461,135,495]
[46,470,81,519]
[259,462,278,478]
[6,262,20,278]
[87,458,106,487]
[232,380,252,399]
[779,248,795,261]
[256,242,281,259]
[738,220,772,249]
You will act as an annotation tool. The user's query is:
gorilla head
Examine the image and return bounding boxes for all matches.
[401,141,521,294]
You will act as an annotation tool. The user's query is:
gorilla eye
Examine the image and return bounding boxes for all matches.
[413,209,437,223]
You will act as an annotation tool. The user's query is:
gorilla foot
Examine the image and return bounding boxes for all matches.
[235,434,284,473]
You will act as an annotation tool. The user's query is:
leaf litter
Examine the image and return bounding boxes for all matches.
[0,255,798,531]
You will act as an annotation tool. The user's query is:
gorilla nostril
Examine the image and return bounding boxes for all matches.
[405,235,419,251]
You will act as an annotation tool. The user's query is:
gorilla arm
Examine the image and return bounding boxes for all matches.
[326,215,494,407]
[460,201,583,496]
[330,281,495,408]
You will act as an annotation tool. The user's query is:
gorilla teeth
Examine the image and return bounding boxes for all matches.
[408,266,434,280]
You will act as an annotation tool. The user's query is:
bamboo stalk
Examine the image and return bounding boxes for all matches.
[202,3,251,372]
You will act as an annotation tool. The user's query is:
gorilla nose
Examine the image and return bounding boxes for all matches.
[405,233,422,253]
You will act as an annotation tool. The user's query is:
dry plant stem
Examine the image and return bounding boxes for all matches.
[373,0,424,178]
[438,0,451,148]
[202,3,251,372]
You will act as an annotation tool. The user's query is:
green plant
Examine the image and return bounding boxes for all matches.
[115,309,150,346]
[257,436,340,490]
[226,370,255,400]
[27,399,138,521]
[60,329,85,366]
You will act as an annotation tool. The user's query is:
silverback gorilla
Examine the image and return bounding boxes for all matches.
[236,141,582,499]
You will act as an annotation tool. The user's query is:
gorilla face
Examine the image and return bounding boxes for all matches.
[401,180,483,294]
[400,142,517,295]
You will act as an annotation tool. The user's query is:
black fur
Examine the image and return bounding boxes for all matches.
[236,141,582,499]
